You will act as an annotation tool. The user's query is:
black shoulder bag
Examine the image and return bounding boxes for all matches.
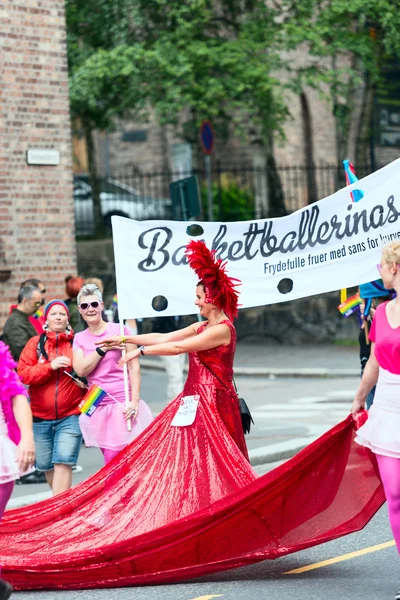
[198,358,254,435]
[36,334,88,385]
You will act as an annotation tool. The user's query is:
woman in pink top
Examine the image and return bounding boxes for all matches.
[72,284,152,464]
[352,241,400,600]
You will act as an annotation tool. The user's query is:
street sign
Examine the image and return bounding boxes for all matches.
[26,148,60,166]
[169,175,201,221]
[200,121,214,155]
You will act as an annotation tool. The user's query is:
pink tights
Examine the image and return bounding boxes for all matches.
[376,454,400,552]
[100,447,120,465]
[0,481,14,575]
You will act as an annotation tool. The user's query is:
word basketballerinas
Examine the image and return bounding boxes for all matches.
[137,195,400,273]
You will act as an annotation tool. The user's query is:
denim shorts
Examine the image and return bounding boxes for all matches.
[33,415,82,471]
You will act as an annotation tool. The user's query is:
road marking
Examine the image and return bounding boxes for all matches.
[189,596,223,600]
[283,540,396,574]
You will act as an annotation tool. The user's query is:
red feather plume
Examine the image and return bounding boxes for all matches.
[185,240,241,320]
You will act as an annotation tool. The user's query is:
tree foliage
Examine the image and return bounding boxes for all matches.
[65,0,400,218]
[66,0,400,145]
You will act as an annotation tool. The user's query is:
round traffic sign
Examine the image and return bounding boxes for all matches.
[200,121,214,155]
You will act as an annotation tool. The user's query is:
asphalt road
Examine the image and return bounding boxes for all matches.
[8,369,398,600]
[12,509,397,600]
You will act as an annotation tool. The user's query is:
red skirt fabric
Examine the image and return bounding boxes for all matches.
[0,401,384,591]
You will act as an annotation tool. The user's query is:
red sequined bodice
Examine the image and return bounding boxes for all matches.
[184,319,236,394]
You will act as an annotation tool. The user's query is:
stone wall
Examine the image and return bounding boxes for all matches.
[0,0,77,328]
[76,239,360,344]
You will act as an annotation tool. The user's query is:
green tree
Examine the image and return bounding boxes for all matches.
[66,0,400,222]
[281,0,400,171]
[66,0,292,217]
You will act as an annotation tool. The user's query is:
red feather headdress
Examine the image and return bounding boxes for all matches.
[185,240,241,320]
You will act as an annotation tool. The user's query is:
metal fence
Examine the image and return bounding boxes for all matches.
[74,164,377,238]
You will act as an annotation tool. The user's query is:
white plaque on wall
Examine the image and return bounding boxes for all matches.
[26,149,60,166]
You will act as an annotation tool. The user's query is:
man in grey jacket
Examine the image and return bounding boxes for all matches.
[2,285,43,361]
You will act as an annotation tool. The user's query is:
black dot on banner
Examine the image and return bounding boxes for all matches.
[152,295,168,312]
[186,224,204,237]
[277,278,293,295]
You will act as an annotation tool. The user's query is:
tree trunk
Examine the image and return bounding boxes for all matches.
[355,75,375,172]
[300,92,318,204]
[84,126,104,237]
[265,134,287,217]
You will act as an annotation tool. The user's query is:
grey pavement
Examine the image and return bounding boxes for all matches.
[7,353,393,600]
[10,508,399,600]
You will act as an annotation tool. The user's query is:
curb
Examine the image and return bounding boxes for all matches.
[140,359,359,379]
[8,490,52,510]
[248,436,314,466]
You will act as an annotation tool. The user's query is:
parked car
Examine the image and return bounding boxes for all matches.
[73,175,172,236]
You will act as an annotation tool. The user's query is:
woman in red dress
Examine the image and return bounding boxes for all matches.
[98,239,248,461]
[0,241,384,592]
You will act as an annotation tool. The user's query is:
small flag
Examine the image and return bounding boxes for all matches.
[33,308,44,319]
[343,159,364,203]
[112,294,118,309]
[79,384,107,417]
[337,293,362,318]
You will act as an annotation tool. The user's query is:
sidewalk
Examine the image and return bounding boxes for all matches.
[141,340,360,377]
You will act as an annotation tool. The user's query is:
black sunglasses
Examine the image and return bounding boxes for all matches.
[79,301,100,310]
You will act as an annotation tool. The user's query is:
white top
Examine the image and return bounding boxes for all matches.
[0,402,8,437]
[0,401,21,484]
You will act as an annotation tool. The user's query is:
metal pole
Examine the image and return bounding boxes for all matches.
[119,321,131,432]
[205,154,213,221]
[179,182,188,220]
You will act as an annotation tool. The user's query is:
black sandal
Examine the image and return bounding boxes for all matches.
[0,579,13,600]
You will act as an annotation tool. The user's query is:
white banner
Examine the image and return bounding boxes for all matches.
[112,158,400,319]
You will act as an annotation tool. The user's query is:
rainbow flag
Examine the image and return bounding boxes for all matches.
[337,293,362,318]
[79,384,107,417]
[112,294,118,309]
[343,159,364,203]
[33,308,44,319]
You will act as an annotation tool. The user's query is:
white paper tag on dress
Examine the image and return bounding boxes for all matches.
[171,395,200,427]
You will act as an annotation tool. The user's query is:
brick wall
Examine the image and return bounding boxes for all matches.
[0,0,77,329]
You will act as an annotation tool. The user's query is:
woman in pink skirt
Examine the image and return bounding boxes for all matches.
[0,341,35,600]
[72,284,153,464]
[352,241,400,600]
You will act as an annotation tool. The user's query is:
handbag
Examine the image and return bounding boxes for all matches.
[198,358,255,435]
[238,397,254,435]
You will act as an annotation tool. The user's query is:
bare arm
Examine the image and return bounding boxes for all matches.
[127,343,140,403]
[120,324,231,365]
[73,346,110,378]
[96,323,201,349]
[12,394,35,471]
[351,343,379,416]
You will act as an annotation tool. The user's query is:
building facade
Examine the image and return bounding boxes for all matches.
[0,0,77,328]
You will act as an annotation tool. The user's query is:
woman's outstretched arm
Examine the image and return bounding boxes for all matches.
[96,322,201,349]
[119,323,231,366]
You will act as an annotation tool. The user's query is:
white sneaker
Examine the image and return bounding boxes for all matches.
[72,465,83,473]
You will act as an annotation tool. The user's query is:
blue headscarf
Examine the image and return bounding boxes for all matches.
[359,280,393,318]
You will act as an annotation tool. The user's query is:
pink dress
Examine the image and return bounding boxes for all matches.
[73,323,153,451]
[355,301,400,458]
